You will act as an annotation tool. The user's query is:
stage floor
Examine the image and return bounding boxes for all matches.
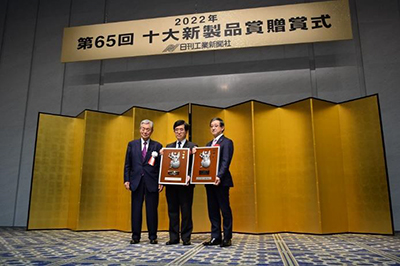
[0,227,399,265]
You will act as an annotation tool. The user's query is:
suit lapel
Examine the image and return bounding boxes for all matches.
[143,140,153,164]
[136,140,143,161]
[216,135,224,146]
[183,140,189,148]
[167,142,175,148]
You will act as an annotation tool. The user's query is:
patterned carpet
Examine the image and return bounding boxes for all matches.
[1,227,400,265]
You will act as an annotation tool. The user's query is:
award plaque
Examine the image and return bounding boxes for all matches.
[190,146,220,184]
[159,148,190,185]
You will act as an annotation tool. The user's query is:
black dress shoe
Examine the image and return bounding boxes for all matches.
[150,239,158,244]
[220,239,232,247]
[166,240,179,245]
[203,238,221,246]
[130,239,140,244]
[182,240,191,246]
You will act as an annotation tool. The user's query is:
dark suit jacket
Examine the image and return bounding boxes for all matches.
[124,139,163,193]
[206,135,234,187]
[166,140,197,176]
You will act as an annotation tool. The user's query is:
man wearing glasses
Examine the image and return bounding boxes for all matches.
[162,120,197,246]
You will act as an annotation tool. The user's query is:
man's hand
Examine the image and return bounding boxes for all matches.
[159,148,164,156]
[124,181,130,190]
[214,177,221,186]
[192,147,197,154]
[158,184,164,192]
[185,175,191,186]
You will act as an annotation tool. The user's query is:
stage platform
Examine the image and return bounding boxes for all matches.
[1,227,399,265]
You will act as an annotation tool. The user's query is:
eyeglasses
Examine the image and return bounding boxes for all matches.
[174,128,185,132]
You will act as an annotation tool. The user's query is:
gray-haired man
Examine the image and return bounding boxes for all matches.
[124,119,163,244]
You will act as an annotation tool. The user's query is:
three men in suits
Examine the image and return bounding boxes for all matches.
[164,120,197,246]
[124,119,163,244]
[203,117,234,247]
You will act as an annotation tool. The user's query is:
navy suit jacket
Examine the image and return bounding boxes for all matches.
[206,135,234,187]
[124,139,163,193]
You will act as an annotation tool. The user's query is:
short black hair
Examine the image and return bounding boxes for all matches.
[173,120,189,131]
[209,117,225,128]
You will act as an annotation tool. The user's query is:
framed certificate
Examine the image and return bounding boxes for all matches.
[159,148,190,185]
[190,146,220,184]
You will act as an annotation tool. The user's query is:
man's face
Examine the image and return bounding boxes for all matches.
[140,123,153,140]
[210,120,224,138]
[174,124,187,142]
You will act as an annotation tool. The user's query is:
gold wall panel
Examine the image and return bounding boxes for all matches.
[68,113,86,230]
[29,96,392,235]
[77,111,132,230]
[339,97,392,234]
[114,110,134,231]
[253,102,286,232]
[280,100,321,233]
[311,99,348,233]
[29,114,84,229]
[224,102,257,232]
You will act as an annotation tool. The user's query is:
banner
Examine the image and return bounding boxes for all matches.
[61,0,352,62]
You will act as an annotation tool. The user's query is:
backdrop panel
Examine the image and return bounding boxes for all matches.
[339,97,392,234]
[115,109,134,231]
[224,102,257,232]
[29,114,85,229]
[312,99,348,233]
[28,96,392,234]
[253,102,285,232]
[77,111,130,230]
[280,100,321,233]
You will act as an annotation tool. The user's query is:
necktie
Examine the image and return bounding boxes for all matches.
[212,139,217,146]
[178,141,182,148]
[142,141,147,160]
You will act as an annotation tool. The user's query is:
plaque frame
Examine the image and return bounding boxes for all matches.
[190,146,220,184]
[159,148,190,185]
